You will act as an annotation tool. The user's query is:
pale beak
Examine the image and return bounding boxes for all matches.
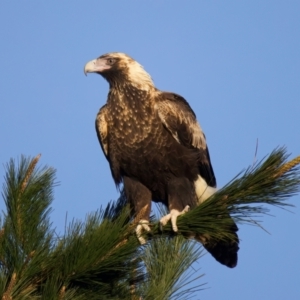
[84,59,97,75]
[84,58,110,75]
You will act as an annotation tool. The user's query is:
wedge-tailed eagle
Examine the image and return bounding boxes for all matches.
[84,52,239,268]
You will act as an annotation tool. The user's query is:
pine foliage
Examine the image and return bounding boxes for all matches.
[0,147,299,299]
[0,155,203,299]
[140,237,204,300]
[147,147,300,243]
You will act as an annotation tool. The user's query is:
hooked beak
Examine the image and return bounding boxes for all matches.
[84,58,110,75]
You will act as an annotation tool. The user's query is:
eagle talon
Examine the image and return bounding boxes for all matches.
[160,205,190,232]
[136,219,151,244]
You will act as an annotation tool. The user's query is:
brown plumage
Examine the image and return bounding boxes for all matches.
[84,52,239,268]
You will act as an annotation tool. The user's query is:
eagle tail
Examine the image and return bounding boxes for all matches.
[196,222,239,268]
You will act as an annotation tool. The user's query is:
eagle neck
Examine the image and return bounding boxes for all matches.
[108,83,154,110]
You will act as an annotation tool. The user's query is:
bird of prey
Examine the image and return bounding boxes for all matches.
[84,53,239,267]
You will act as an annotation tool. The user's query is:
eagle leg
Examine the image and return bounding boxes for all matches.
[160,205,190,232]
[160,177,196,232]
[123,176,152,244]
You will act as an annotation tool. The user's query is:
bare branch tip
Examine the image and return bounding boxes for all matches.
[275,155,300,178]
[58,285,66,299]
[20,154,41,194]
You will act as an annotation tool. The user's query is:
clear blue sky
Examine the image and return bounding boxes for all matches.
[1,1,299,299]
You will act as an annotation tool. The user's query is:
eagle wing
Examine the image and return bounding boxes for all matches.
[95,104,109,160]
[155,92,216,187]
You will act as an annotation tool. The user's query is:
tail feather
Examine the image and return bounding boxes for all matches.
[196,222,239,268]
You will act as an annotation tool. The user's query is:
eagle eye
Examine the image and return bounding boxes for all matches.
[107,58,116,65]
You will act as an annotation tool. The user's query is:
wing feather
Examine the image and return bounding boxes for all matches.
[155,92,216,187]
[95,105,109,160]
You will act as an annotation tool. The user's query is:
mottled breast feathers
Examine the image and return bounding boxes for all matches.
[96,91,216,188]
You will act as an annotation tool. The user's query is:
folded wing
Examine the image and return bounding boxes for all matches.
[155,92,216,188]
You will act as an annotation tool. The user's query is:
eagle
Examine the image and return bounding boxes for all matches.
[84,53,239,268]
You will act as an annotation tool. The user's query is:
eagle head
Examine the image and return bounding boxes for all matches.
[84,52,153,89]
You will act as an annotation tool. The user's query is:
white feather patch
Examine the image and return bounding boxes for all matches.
[194,175,217,204]
[127,61,153,90]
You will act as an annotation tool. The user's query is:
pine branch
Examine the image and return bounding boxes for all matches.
[0,155,207,299]
[47,207,144,299]
[1,147,298,298]
[144,147,300,242]
[0,154,56,299]
[139,237,205,300]
[0,156,143,299]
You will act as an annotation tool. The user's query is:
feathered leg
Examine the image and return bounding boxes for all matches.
[123,176,152,244]
[160,177,197,232]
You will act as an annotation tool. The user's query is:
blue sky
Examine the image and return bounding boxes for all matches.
[1,1,299,299]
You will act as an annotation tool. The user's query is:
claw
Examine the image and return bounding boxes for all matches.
[136,219,151,244]
[160,205,190,232]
